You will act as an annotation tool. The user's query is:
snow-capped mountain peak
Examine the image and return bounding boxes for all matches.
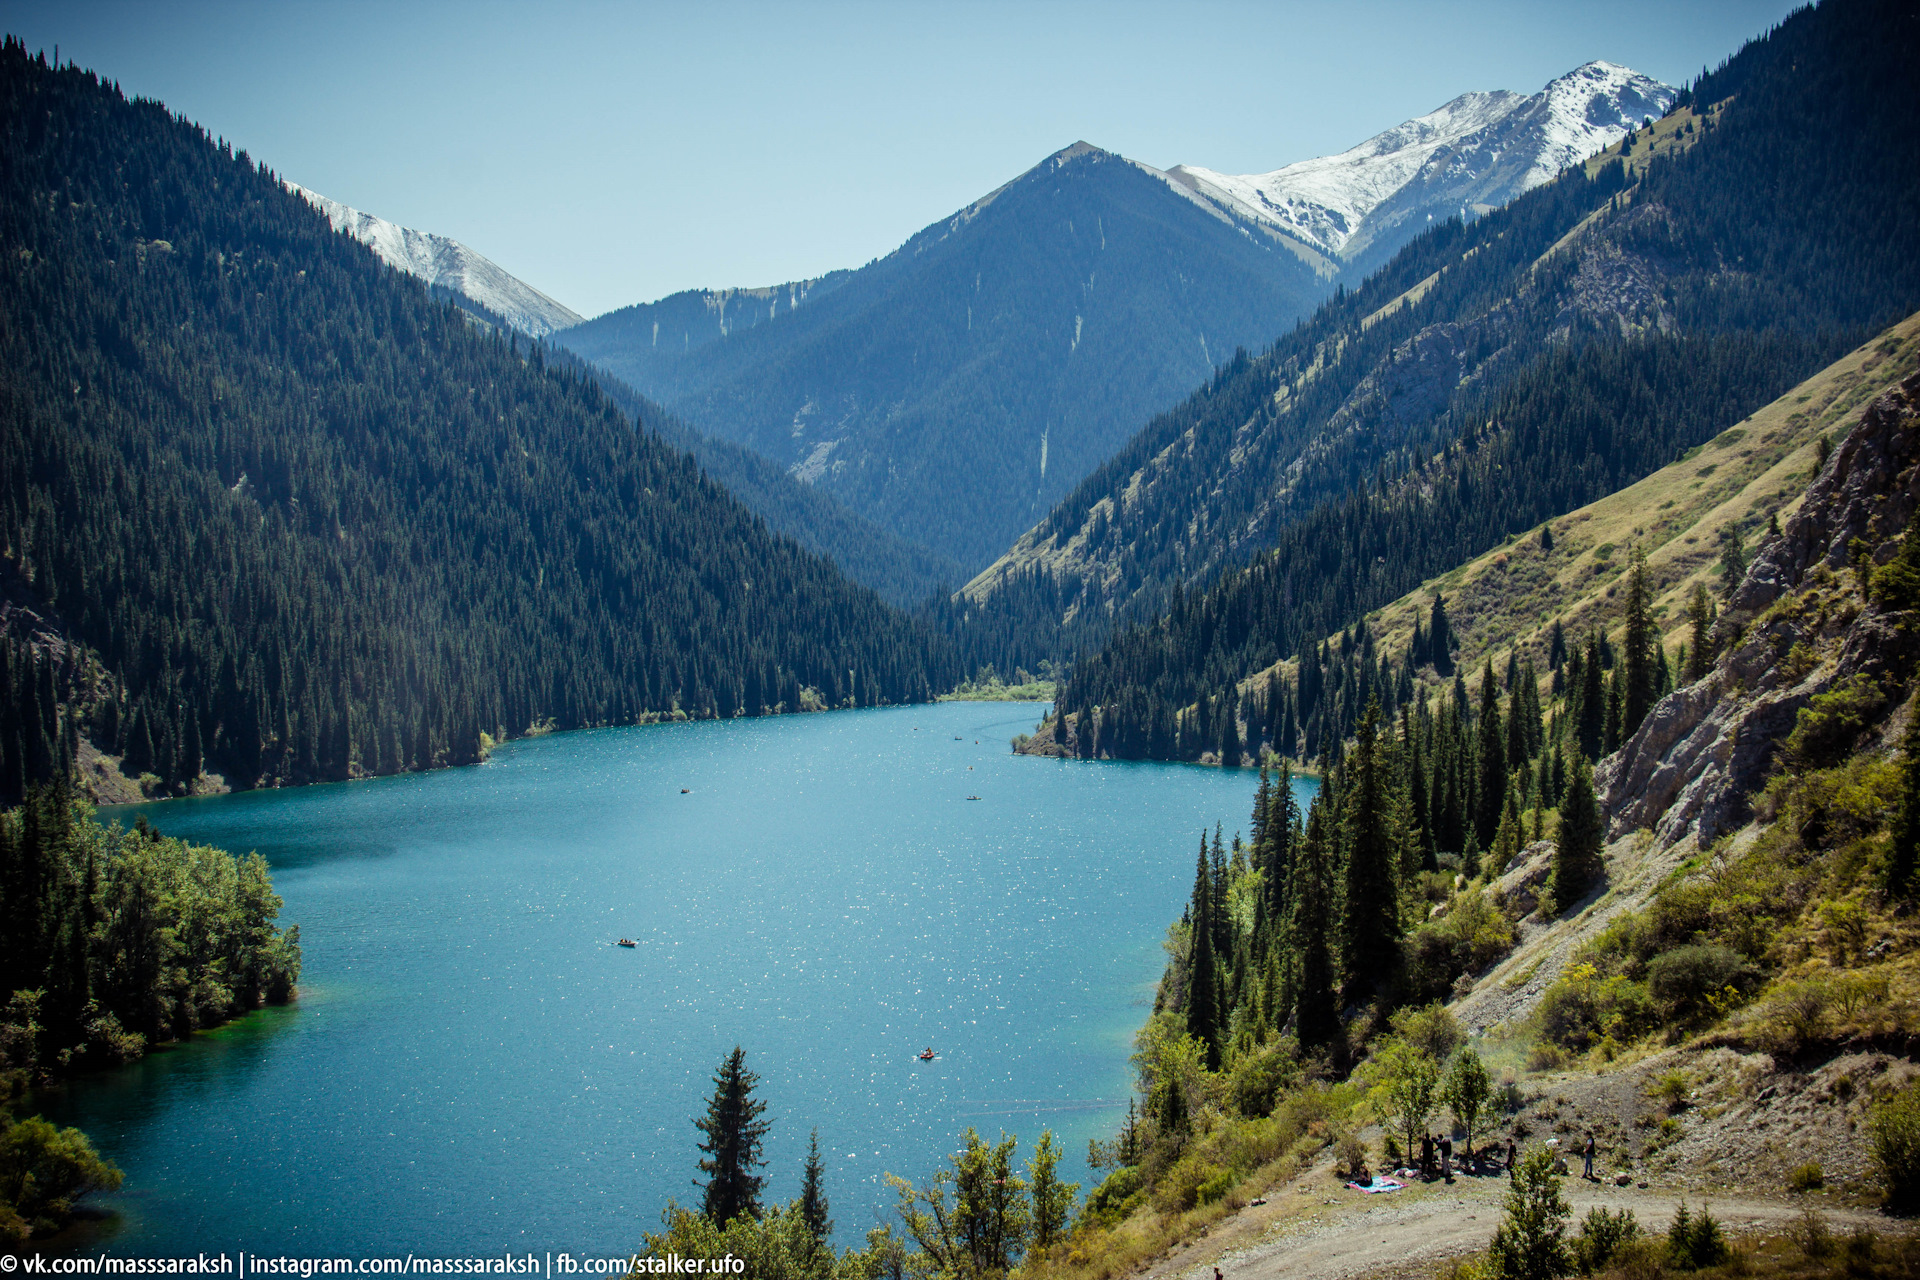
[289,185,582,338]
[1163,61,1675,266]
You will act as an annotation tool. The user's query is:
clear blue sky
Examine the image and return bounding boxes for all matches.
[1,0,1799,318]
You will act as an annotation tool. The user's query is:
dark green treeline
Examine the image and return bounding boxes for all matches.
[0,784,301,1079]
[1162,561,1682,1059]
[0,39,959,800]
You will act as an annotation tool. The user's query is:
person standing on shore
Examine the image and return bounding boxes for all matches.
[1440,1134,1453,1181]
[1506,1137,1518,1178]
[1582,1131,1597,1180]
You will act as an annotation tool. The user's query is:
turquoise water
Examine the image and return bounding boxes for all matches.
[43,703,1313,1257]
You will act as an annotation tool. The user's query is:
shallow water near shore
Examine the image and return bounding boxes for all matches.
[46,703,1314,1257]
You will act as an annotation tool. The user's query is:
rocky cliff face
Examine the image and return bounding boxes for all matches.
[1598,363,1920,847]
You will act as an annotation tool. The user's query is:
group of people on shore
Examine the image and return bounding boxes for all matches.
[1409,1129,1601,1182]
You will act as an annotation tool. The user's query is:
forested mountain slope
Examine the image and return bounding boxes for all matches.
[983,0,1920,744]
[558,143,1336,570]
[557,353,968,607]
[0,39,956,802]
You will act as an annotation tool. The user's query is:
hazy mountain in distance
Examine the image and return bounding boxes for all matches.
[291,184,584,338]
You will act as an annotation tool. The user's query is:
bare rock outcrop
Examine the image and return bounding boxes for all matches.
[1598,366,1920,846]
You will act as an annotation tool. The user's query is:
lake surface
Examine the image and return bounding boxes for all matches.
[45,702,1313,1258]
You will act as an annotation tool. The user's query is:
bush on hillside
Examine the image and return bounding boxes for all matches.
[1786,676,1884,769]
[1870,1080,1920,1213]
[1645,944,1756,1019]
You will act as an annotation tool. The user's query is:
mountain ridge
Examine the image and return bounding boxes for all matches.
[290,183,584,337]
[558,140,1337,570]
[1165,60,1675,274]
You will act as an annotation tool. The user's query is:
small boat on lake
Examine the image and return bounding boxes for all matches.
[966,795,981,801]
[917,1047,936,1061]
[680,788,690,793]
[617,939,636,948]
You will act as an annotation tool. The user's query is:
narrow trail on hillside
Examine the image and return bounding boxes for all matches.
[1144,1162,1895,1280]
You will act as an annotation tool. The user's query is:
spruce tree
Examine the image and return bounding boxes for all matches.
[695,1046,771,1225]
[1475,664,1508,848]
[1685,583,1716,682]
[1551,754,1605,914]
[1575,633,1605,760]
[1292,798,1339,1052]
[1341,699,1403,1000]
[799,1127,832,1247]
[1602,671,1624,755]
[1185,834,1221,1066]
[1430,594,1455,675]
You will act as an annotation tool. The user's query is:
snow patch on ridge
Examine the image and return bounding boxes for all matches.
[1164,61,1675,261]
[290,184,583,338]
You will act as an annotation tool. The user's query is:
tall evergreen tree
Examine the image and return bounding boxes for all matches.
[1621,550,1659,738]
[1474,663,1508,848]
[1291,797,1339,1053]
[1685,583,1717,682]
[1576,632,1606,761]
[1429,595,1456,675]
[799,1127,832,1248]
[1551,753,1605,914]
[1341,700,1403,1000]
[1184,833,1221,1067]
[695,1046,771,1226]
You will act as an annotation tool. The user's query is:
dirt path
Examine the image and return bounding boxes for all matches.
[1140,1164,1893,1280]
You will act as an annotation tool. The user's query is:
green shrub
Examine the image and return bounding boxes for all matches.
[1079,1165,1142,1229]
[1665,1201,1728,1270]
[1869,1079,1920,1213]
[1228,1039,1298,1118]
[1788,1161,1824,1192]
[1195,1169,1235,1205]
[1645,944,1755,1018]
[1153,1155,1226,1213]
[0,1113,123,1237]
[1575,1206,1638,1274]
[1487,1148,1573,1280]
[1537,964,1656,1051]
[1785,676,1884,768]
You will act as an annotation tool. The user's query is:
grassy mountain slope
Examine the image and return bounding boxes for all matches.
[0,41,955,801]
[1274,312,1920,720]
[560,143,1336,571]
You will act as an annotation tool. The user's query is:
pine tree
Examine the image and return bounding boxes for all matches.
[1489,790,1520,882]
[799,1127,832,1247]
[1718,528,1749,597]
[695,1046,771,1225]
[1475,664,1507,848]
[1430,594,1455,675]
[1685,583,1716,682]
[1551,753,1605,914]
[1342,700,1403,1000]
[1292,797,1340,1053]
[1185,834,1221,1066]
